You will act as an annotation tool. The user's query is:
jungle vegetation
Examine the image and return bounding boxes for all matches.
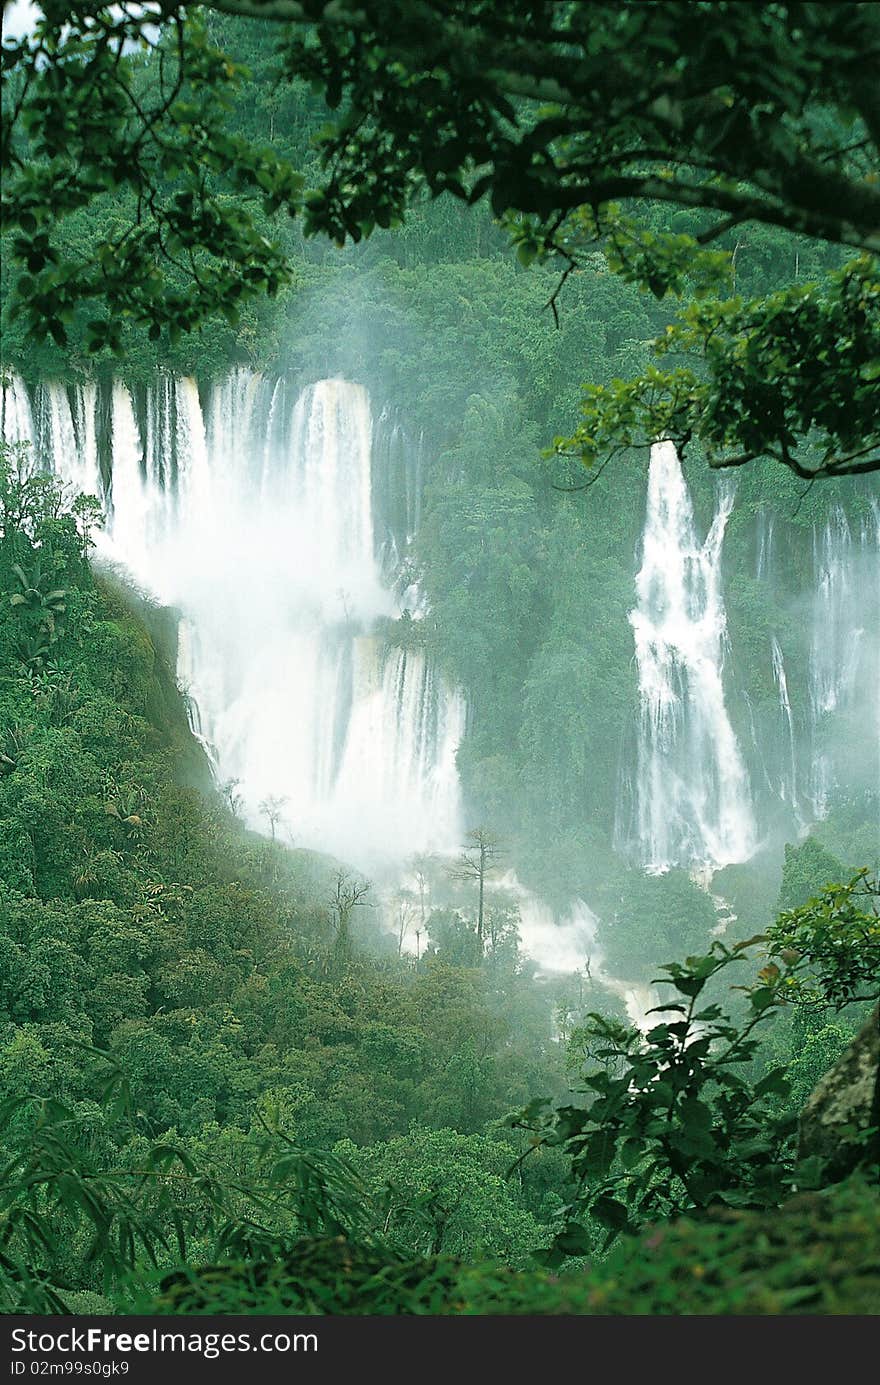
[1,1,878,1317]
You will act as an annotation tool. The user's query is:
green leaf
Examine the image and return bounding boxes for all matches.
[590,1195,632,1233]
[753,1067,791,1098]
[551,1224,594,1257]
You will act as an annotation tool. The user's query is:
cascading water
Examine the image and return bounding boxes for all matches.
[811,508,864,722]
[808,501,880,815]
[496,872,598,974]
[755,508,775,583]
[0,371,34,449]
[4,369,876,966]
[771,635,802,821]
[2,369,465,867]
[622,441,756,871]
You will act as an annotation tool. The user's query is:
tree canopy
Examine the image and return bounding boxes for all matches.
[2,0,879,478]
[2,3,879,1322]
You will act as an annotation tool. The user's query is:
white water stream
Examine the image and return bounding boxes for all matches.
[624,441,756,870]
[2,370,465,866]
[3,375,877,977]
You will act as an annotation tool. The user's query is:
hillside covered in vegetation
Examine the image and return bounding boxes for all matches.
[1,1,878,1320]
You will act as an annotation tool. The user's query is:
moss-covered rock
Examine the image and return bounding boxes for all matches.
[799,1005,880,1179]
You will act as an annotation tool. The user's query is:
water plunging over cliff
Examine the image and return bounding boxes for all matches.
[808,502,880,816]
[621,441,756,871]
[3,372,876,890]
[771,635,803,823]
[2,370,465,866]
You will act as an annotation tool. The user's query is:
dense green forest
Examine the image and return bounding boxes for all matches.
[1,1,878,1319]
[1,453,877,1313]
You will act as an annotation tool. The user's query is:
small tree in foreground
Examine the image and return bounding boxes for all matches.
[514,873,879,1264]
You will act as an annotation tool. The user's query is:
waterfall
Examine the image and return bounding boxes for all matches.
[496,873,598,973]
[624,441,756,871]
[756,509,774,581]
[104,380,157,589]
[811,508,863,720]
[0,370,34,446]
[771,635,801,818]
[5,366,875,873]
[2,369,465,867]
[331,643,466,859]
[808,502,880,816]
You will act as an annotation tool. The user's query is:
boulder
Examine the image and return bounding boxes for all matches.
[798,1003,880,1179]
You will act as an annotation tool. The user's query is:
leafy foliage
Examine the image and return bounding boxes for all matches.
[2,7,297,349]
[556,256,880,480]
[1,4,878,1319]
[3,3,879,476]
[516,877,879,1264]
[766,871,880,1009]
[142,1175,880,1315]
[0,1079,380,1312]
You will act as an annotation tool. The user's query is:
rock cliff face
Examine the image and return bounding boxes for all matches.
[798,1004,880,1179]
